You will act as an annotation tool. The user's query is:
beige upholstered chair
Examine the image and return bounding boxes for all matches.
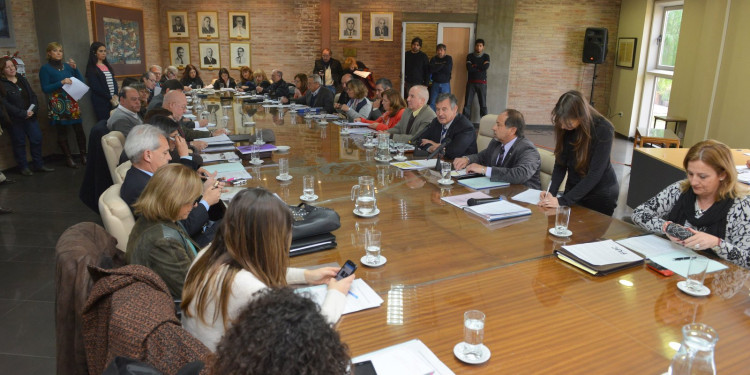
[538,147,566,192]
[98,184,135,252]
[476,114,498,151]
[101,131,125,184]
[115,161,132,185]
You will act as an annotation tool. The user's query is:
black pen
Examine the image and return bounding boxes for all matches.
[673,256,696,261]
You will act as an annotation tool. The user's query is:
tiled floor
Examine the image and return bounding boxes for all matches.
[0,129,635,373]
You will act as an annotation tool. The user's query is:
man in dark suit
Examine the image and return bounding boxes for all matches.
[453,109,542,189]
[418,93,477,159]
[203,48,217,65]
[313,48,343,93]
[375,18,388,36]
[288,75,334,113]
[121,124,222,247]
[172,16,185,33]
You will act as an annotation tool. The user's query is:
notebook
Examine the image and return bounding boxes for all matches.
[555,240,644,276]
[457,176,510,190]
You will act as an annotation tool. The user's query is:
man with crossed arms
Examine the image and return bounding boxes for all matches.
[453,109,542,189]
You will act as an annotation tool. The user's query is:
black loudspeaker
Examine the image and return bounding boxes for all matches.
[582,27,608,64]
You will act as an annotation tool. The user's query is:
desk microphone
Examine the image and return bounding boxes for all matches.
[467,197,500,206]
[428,138,452,171]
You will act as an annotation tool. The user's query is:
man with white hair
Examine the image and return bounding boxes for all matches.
[387,85,436,143]
[289,75,334,113]
[256,69,290,99]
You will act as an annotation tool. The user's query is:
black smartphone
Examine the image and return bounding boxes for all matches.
[335,260,357,280]
[352,360,377,375]
[645,259,674,277]
[665,223,693,240]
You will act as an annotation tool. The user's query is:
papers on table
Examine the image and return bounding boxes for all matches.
[512,189,543,205]
[236,144,278,154]
[307,113,340,120]
[62,77,89,101]
[736,165,750,185]
[195,134,232,145]
[200,152,239,163]
[441,191,492,209]
[457,176,510,190]
[296,279,383,315]
[450,169,469,177]
[465,199,531,222]
[352,339,454,375]
[346,127,377,135]
[220,186,244,201]
[334,121,370,126]
[201,162,251,181]
[616,234,727,277]
[391,159,437,170]
[563,240,643,266]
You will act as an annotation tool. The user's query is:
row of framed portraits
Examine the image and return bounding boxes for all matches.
[339,12,393,41]
[167,11,249,40]
[169,42,250,71]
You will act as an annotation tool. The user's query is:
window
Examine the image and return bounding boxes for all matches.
[656,6,683,71]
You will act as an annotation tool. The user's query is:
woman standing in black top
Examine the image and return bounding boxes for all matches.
[85,42,118,122]
[539,90,619,216]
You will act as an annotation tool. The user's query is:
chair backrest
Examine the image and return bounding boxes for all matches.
[101,131,126,183]
[334,92,341,104]
[538,147,566,192]
[98,184,135,252]
[477,114,498,151]
[114,161,132,185]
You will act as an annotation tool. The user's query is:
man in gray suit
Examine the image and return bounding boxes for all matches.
[289,75,334,113]
[453,109,541,189]
[106,86,143,137]
[387,85,436,144]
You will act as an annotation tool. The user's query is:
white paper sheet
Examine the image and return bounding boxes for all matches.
[441,191,492,209]
[62,77,89,101]
[202,162,251,180]
[616,234,686,258]
[390,159,437,170]
[200,152,239,162]
[563,240,643,266]
[295,279,383,315]
[465,199,531,221]
[511,189,543,205]
[195,133,233,145]
[351,339,455,375]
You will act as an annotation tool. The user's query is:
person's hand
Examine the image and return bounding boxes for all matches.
[280,96,289,104]
[255,86,263,93]
[538,195,559,209]
[681,228,721,250]
[746,159,750,169]
[327,273,355,295]
[67,58,76,70]
[191,140,208,150]
[367,123,378,130]
[183,86,192,92]
[211,128,228,136]
[25,110,33,119]
[453,157,470,170]
[420,139,439,152]
[174,135,189,157]
[197,167,209,177]
[340,104,350,112]
[61,78,72,85]
[466,163,487,175]
[304,267,338,285]
[202,173,223,206]
[198,118,209,127]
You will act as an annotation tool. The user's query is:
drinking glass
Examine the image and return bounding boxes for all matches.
[255,129,264,145]
[365,132,374,147]
[396,144,405,159]
[555,206,571,235]
[303,175,315,199]
[365,229,381,264]
[687,257,709,292]
[278,158,289,179]
[250,145,261,164]
[463,310,486,360]
[440,161,451,182]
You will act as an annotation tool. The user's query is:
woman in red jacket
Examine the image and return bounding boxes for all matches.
[358,89,404,131]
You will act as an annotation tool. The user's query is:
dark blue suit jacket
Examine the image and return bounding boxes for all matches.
[419,114,477,159]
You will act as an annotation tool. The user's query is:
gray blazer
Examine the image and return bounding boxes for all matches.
[466,136,542,189]
[387,105,437,143]
[106,107,143,137]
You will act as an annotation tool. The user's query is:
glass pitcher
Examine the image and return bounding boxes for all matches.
[376,133,391,161]
[668,323,718,375]
[351,176,377,215]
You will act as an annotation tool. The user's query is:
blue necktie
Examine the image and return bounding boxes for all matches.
[440,127,448,143]
[495,143,506,166]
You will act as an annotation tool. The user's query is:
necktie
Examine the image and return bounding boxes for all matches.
[440,126,448,143]
[495,143,506,166]
[405,113,416,134]
[311,93,317,106]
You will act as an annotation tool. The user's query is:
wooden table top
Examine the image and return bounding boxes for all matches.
[198,98,750,373]
[634,147,750,170]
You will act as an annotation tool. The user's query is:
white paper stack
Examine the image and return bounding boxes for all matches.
[295,279,383,314]
[351,339,454,375]
[464,199,532,221]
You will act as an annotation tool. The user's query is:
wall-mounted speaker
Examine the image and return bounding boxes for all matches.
[583,27,608,64]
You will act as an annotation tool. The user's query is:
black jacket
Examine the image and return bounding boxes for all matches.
[212,77,236,90]
[294,86,334,113]
[86,64,118,120]
[419,114,478,159]
[313,58,343,88]
[0,74,38,121]
[261,78,290,99]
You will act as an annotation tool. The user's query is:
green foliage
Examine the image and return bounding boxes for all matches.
[659,9,683,67]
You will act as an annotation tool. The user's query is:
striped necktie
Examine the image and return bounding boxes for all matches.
[495,143,506,166]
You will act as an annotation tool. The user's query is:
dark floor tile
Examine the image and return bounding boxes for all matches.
[0,245,55,264]
[0,299,21,318]
[27,280,55,303]
[0,301,55,357]
[0,261,55,300]
[0,354,55,375]
[0,228,65,248]
[0,210,100,237]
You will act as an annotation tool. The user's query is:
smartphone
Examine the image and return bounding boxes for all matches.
[352,360,377,375]
[335,260,357,280]
[665,223,693,240]
[645,259,674,277]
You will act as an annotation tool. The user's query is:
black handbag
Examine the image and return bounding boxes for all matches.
[290,203,341,240]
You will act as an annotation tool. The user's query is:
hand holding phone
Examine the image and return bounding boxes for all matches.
[666,223,694,241]
[335,260,357,280]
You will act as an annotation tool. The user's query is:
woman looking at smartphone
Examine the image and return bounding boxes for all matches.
[632,140,750,268]
[181,188,354,351]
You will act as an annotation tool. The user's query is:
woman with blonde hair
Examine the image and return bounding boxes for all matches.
[633,140,750,268]
[357,88,405,131]
[126,163,204,298]
[181,188,354,351]
[335,79,371,121]
[252,69,270,92]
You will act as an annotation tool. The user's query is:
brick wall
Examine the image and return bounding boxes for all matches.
[508,0,621,124]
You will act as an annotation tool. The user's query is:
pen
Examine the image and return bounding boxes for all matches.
[542,184,551,203]
[348,291,359,299]
[673,256,696,261]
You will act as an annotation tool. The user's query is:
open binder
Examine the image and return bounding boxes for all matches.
[554,240,644,276]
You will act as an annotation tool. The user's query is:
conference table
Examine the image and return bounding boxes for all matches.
[198,94,750,374]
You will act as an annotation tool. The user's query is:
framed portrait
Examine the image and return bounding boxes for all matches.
[169,42,190,69]
[167,11,188,38]
[370,12,393,41]
[228,12,250,39]
[90,2,146,77]
[197,11,219,39]
[199,42,220,70]
[229,43,251,70]
[339,12,361,41]
[0,0,16,47]
[616,37,637,69]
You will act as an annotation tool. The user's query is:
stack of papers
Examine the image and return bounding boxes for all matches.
[196,134,235,152]
[511,189,543,204]
[390,159,437,170]
[465,199,531,221]
[441,191,492,209]
[352,339,454,375]
[616,235,727,277]
[736,165,750,185]
[236,144,278,154]
[296,279,383,314]
[457,176,509,190]
[346,127,377,135]
[200,152,240,162]
[333,121,370,126]
[202,162,251,181]
[556,239,644,276]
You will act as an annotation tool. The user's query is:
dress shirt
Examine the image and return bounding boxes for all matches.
[117,104,141,121]
[485,137,517,177]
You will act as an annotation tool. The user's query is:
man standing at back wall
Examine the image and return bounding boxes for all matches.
[429,43,452,111]
[463,38,490,119]
[404,37,429,99]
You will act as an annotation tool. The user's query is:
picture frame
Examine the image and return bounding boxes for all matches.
[615,37,637,69]
[167,11,189,38]
[229,42,251,70]
[370,12,393,42]
[169,42,190,70]
[90,2,146,77]
[0,0,16,47]
[339,12,362,41]
[228,12,250,39]
[199,42,220,70]
[197,11,219,39]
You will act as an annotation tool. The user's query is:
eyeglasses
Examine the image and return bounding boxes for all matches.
[193,195,203,206]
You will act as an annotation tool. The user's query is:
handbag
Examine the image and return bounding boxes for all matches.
[291,203,341,240]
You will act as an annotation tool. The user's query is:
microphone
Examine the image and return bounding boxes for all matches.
[467,197,500,206]
[429,138,452,171]
[407,122,435,146]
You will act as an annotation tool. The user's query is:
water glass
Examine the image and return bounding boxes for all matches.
[250,145,260,164]
[555,206,571,235]
[396,144,405,158]
[687,257,709,292]
[463,310,486,359]
[303,175,315,198]
[255,129,264,144]
[365,229,381,263]
[365,132,374,147]
[278,158,289,179]
[440,161,451,182]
